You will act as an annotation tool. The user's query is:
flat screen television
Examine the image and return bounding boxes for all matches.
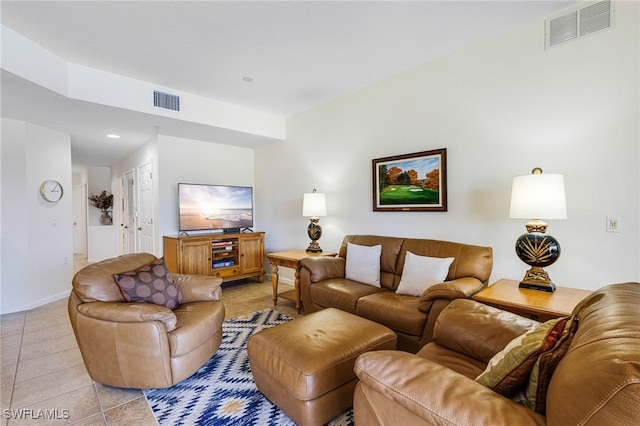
[178,183,253,232]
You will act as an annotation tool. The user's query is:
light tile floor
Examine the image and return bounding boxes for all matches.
[1,256,300,425]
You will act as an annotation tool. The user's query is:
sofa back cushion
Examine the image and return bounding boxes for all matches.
[546,282,640,425]
[340,235,404,290]
[340,235,493,290]
[72,253,158,303]
[398,238,493,288]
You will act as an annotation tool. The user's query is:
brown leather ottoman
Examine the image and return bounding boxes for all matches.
[247,307,397,426]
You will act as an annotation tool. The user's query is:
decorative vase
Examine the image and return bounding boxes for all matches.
[100,211,112,226]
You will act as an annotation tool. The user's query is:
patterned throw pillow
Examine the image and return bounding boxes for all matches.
[114,258,183,309]
[475,317,570,396]
[525,316,579,414]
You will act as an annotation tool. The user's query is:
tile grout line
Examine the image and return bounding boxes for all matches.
[5,314,26,415]
[10,362,92,410]
[90,382,108,426]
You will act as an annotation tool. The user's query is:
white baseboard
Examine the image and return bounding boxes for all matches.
[0,290,70,315]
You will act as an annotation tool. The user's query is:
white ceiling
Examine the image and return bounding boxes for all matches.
[1,1,576,166]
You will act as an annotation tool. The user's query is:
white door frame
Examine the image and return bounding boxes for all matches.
[121,169,137,254]
[137,161,155,254]
[72,184,87,255]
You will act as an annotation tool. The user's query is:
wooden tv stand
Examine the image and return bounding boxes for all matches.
[163,232,265,283]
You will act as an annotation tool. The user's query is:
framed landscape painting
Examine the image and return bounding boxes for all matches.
[372,148,447,212]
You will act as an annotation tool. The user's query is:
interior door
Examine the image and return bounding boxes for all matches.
[122,169,137,254]
[138,161,155,254]
[72,184,87,255]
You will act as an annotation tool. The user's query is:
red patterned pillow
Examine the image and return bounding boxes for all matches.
[525,316,579,413]
[114,258,183,309]
[475,317,569,396]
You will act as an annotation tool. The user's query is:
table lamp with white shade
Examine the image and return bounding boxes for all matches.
[509,168,567,292]
[303,189,327,253]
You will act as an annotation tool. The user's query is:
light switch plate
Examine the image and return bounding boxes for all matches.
[606,216,621,233]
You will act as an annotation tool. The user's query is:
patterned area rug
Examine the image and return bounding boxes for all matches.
[144,309,354,425]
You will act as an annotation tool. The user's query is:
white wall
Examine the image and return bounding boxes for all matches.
[111,134,255,256]
[1,119,73,314]
[255,1,640,291]
[86,166,117,261]
[157,135,255,243]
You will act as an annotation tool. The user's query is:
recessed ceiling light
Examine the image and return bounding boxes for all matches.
[106,134,120,139]
[242,76,254,83]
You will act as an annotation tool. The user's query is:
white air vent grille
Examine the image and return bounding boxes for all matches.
[546,0,614,49]
[549,11,578,46]
[153,90,180,111]
[580,0,612,36]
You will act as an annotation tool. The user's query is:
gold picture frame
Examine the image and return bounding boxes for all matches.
[372,148,447,212]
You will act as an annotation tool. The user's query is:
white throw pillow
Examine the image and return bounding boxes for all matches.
[395,251,454,296]
[345,242,382,287]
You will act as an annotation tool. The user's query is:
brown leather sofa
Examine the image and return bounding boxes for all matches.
[68,253,225,389]
[299,235,493,352]
[353,282,640,425]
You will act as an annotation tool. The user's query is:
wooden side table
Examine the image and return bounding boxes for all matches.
[473,279,592,322]
[266,250,337,313]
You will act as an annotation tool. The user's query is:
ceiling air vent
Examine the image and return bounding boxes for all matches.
[546,0,614,49]
[153,90,180,111]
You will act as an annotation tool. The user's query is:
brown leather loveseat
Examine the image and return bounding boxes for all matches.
[354,282,640,425]
[299,235,493,352]
[68,253,225,389]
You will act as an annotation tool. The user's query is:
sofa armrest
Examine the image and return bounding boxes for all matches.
[171,273,223,303]
[418,277,484,312]
[299,256,345,283]
[354,350,544,425]
[77,301,177,332]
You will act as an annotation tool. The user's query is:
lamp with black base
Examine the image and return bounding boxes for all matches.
[302,189,327,253]
[509,168,567,292]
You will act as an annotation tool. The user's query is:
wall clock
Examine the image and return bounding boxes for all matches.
[39,180,63,203]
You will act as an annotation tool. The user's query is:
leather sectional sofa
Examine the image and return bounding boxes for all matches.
[353,282,640,425]
[299,235,493,352]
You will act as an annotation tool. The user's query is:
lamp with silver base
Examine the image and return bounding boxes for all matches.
[303,189,327,253]
[509,168,567,292]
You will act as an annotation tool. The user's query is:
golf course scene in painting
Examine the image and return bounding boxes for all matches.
[373,149,447,212]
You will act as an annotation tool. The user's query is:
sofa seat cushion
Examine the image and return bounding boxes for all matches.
[169,301,225,357]
[417,342,486,380]
[309,279,387,314]
[356,292,426,337]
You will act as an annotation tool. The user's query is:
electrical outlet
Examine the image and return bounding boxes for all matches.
[606,216,621,233]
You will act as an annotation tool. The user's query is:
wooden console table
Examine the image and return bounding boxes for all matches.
[473,279,592,322]
[266,250,337,313]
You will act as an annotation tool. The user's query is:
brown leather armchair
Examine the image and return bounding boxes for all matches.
[68,253,225,389]
[353,282,640,425]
